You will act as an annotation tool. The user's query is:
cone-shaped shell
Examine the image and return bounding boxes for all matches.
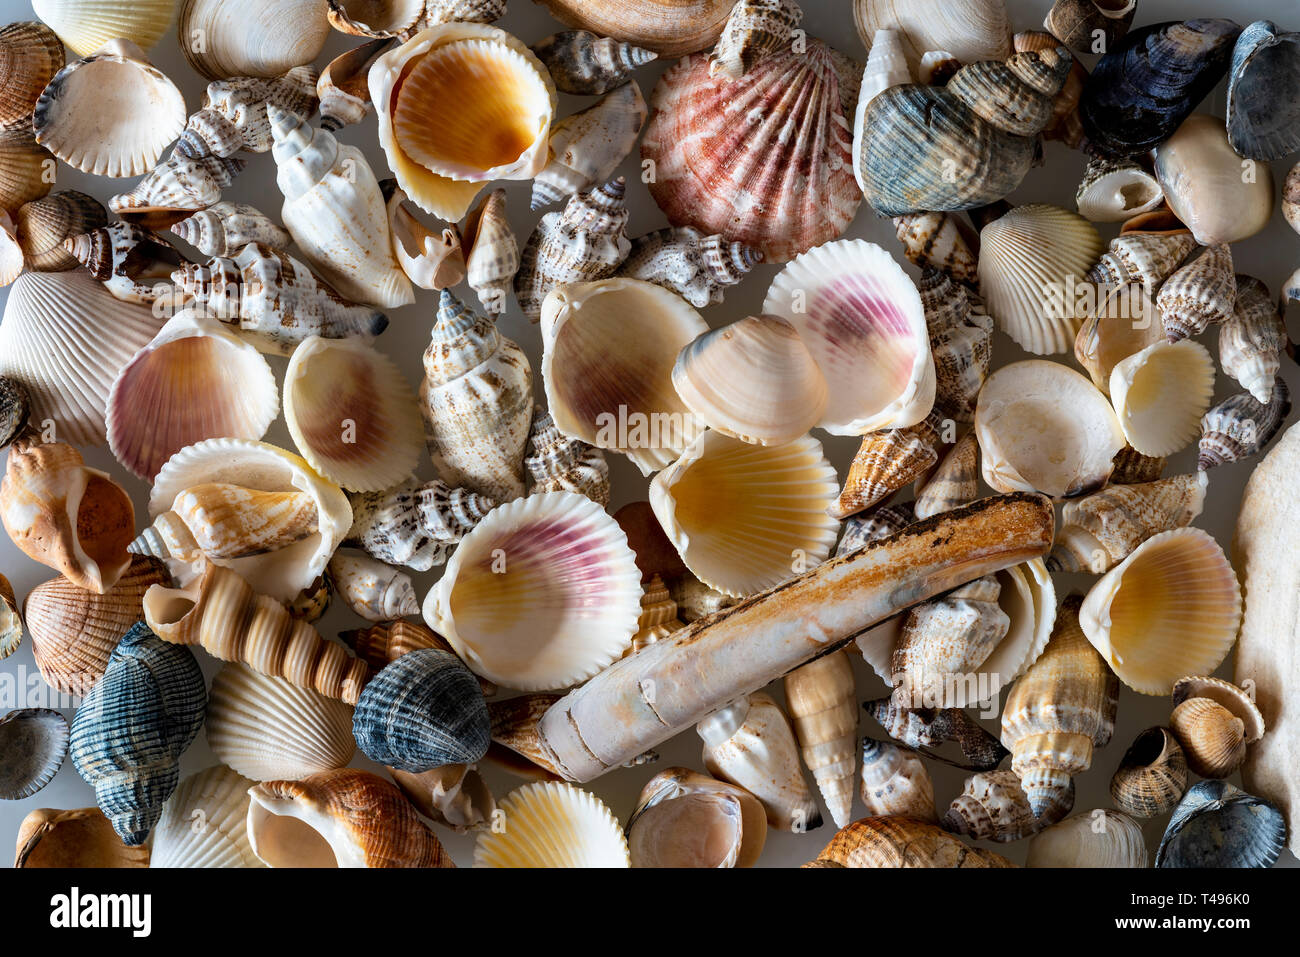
[1080,528,1241,696]
[853,0,1012,72]
[914,432,979,519]
[626,767,766,868]
[1156,243,1236,342]
[531,29,658,94]
[1198,380,1292,471]
[918,269,993,424]
[1075,157,1164,223]
[1170,675,1265,779]
[1110,726,1188,818]
[1156,780,1285,869]
[1025,809,1148,866]
[206,664,355,781]
[858,738,936,821]
[1221,275,1286,405]
[14,191,108,272]
[285,336,423,493]
[813,816,1013,868]
[531,81,647,209]
[247,768,454,867]
[14,807,150,868]
[0,708,67,800]
[784,650,857,828]
[475,780,629,867]
[177,0,331,80]
[423,491,643,691]
[894,213,979,286]
[461,187,518,315]
[151,765,263,867]
[0,125,53,213]
[831,414,941,520]
[0,21,65,125]
[170,202,291,258]
[943,769,1073,842]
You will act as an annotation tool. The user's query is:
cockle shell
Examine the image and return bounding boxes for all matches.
[1170,675,1265,779]
[1110,726,1188,818]
[423,491,642,691]
[176,68,319,159]
[13,190,108,272]
[1198,379,1291,471]
[858,739,936,821]
[831,413,942,520]
[1220,275,1285,404]
[894,213,979,287]
[420,290,533,501]
[346,478,495,571]
[170,202,290,257]
[62,222,185,304]
[248,768,454,867]
[284,336,423,493]
[914,432,979,520]
[532,0,731,58]
[918,270,992,424]
[14,807,150,868]
[0,211,21,288]
[69,622,206,845]
[699,693,821,833]
[368,23,556,221]
[34,40,185,178]
[540,278,707,474]
[270,106,413,309]
[0,574,20,660]
[642,40,860,263]
[109,152,246,229]
[976,360,1126,499]
[1156,243,1236,342]
[0,22,64,125]
[390,763,495,832]
[32,0,174,57]
[784,650,857,829]
[1025,809,1147,867]
[206,664,355,781]
[326,549,420,622]
[152,765,262,868]
[106,309,279,481]
[708,0,801,80]
[516,177,631,323]
[524,407,610,506]
[382,180,464,291]
[318,36,395,131]
[475,780,629,867]
[943,769,1073,842]
[812,816,1013,868]
[532,81,646,210]
[1080,528,1241,696]
[617,226,760,309]
[1075,157,1164,223]
[1226,21,1300,161]
[461,188,518,315]
[0,440,134,594]
[530,30,657,94]
[0,124,53,214]
[327,0,425,38]
[1001,595,1119,817]
[1156,780,1285,869]
[0,709,67,801]
[854,0,1011,72]
[1109,340,1216,459]
[626,767,765,868]
[177,0,331,80]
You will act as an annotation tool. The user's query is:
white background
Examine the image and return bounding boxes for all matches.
[0,0,1297,868]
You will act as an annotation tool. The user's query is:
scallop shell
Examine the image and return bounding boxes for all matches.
[318,36,395,131]
[1110,726,1188,818]
[976,361,1125,499]
[531,81,646,210]
[626,767,765,868]
[206,664,355,781]
[1025,809,1148,867]
[1080,527,1241,696]
[709,0,801,79]
[0,22,64,125]
[813,816,1012,868]
[914,432,979,519]
[475,780,629,867]
[14,807,150,868]
[978,204,1104,355]
[893,213,980,286]
[326,549,420,622]
[1156,780,1285,869]
[248,768,454,867]
[540,278,707,475]
[1110,340,1216,458]
[327,0,424,38]
[617,226,761,309]
[523,407,610,506]
[784,650,857,829]
[1156,243,1236,342]
[0,709,67,801]
[1220,275,1285,404]
[943,769,1073,842]
[32,0,175,57]
[151,765,263,868]
[461,188,519,315]
[170,202,291,258]
[858,739,936,821]
[1076,157,1164,223]
[1226,21,1300,161]
[0,124,53,214]
[382,180,465,291]
[423,491,643,691]
[177,0,331,80]
[1198,379,1292,471]
[642,41,860,263]
[345,478,495,572]
[531,0,732,58]
[108,152,246,229]
[918,270,992,424]
[369,23,557,221]
[1170,675,1265,779]
[853,0,1012,72]
[530,30,657,95]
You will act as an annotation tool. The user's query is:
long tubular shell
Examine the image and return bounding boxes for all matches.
[812,816,1014,868]
[535,493,1055,781]
[784,650,857,828]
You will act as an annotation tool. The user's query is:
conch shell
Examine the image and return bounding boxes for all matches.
[345,478,494,572]
[617,226,760,308]
[175,68,319,159]
[169,202,290,259]
[461,187,518,315]
[109,152,247,230]
[942,769,1073,842]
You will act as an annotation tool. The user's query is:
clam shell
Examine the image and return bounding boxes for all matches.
[177,0,331,80]
[13,191,107,273]
[532,0,732,58]
[1080,527,1241,696]
[1076,157,1164,223]
[1110,726,1188,818]
[461,187,519,315]
[1073,291,1164,397]
[1220,275,1285,404]
[151,765,263,867]
[1170,675,1265,779]
[530,29,657,95]
[813,816,1012,868]
[326,549,420,621]
[626,767,765,868]
[475,780,629,867]
[1110,340,1216,458]
[206,664,355,781]
[1025,809,1148,867]
[1198,379,1291,471]
[0,709,67,801]
[327,0,424,38]
[170,202,291,258]
[1156,243,1236,342]
[0,124,53,213]
[854,0,1011,72]
[531,81,646,210]
[1226,21,1300,161]
[15,807,150,868]
[858,739,936,821]
[0,211,20,288]
[423,491,643,691]
[32,0,174,57]
[1156,780,1285,869]
[0,22,65,125]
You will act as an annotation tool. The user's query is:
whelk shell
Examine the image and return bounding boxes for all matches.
[1220,275,1286,404]
[1198,379,1291,471]
[893,212,979,286]
[523,406,610,506]
[1156,780,1285,869]
[626,767,765,868]
[152,765,262,868]
[709,0,802,80]
[1025,809,1148,867]
[1226,20,1300,161]
[530,0,733,58]
[62,222,184,304]
[0,708,67,801]
[919,270,992,423]
[858,739,936,821]
[530,30,657,95]
[108,152,246,229]
[1012,33,1087,148]
[32,0,174,58]
[853,0,1012,72]
[170,201,291,258]
[914,432,979,519]
[15,807,149,868]
[326,549,420,622]
[1170,675,1265,779]
[461,187,518,315]
[1110,726,1188,818]
[175,68,320,159]
[177,0,331,80]
[1109,340,1216,458]
[1086,229,1197,295]
[1156,242,1236,342]
[345,477,495,572]
[813,816,1012,868]
[943,769,1073,842]
[831,412,942,519]
[475,781,629,868]
[531,81,646,210]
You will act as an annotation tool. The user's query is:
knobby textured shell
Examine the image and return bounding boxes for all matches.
[531,81,646,210]
[1025,809,1148,867]
[175,68,320,159]
[1158,244,1237,344]
[864,694,1010,771]
[626,766,766,868]
[346,478,495,571]
[177,0,331,80]
[617,226,760,308]
[33,0,175,58]
[62,222,184,304]
[853,0,1012,72]
[108,152,246,229]
[919,269,993,423]
[523,407,610,506]
[1226,20,1300,161]
[475,781,630,867]
[170,202,290,258]
[1198,379,1292,471]
[813,816,1013,868]
[1221,275,1286,404]
[530,29,657,94]
[1110,726,1188,818]
[14,806,150,868]
[1156,780,1285,869]
[830,412,942,519]
[151,765,263,868]
[0,708,67,800]
[942,768,1073,842]
[709,0,802,80]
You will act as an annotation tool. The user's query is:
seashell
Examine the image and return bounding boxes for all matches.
[317,36,394,131]
[976,360,1125,499]
[858,739,936,821]
[914,433,979,519]
[699,693,821,832]
[381,180,464,291]
[626,767,765,868]
[531,30,656,95]
[1025,809,1147,866]
[327,549,420,622]
[248,768,454,867]
[1072,292,1163,397]
[32,0,173,57]
[628,573,684,655]
[143,561,369,704]
[642,41,860,263]
[838,502,915,557]
[0,211,20,289]
[369,23,556,221]
[270,106,412,309]
[1155,114,1274,246]
[616,500,688,582]
[34,40,186,178]
[486,692,567,777]
[831,414,941,520]
[1198,379,1291,471]
[289,576,331,624]
[532,82,646,210]
[672,316,827,447]
[853,0,1011,72]
[1013,29,1088,146]
[341,619,497,697]
[0,708,67,800]
[14,807,150,868]
[651,430,839,597]
[764,240,935,435]
[475,780,629,867]
[1080,528,1241,696]
[618,227,760,311]
[1111,445,1166,484]
[352,648,490,772]
[1286,162,1300,236]
[855,30,910,133]
[1220,275,1286,404]
[461,188,518,315]
[1156,780,1285,869]
[516,178,631,323]
[1086,229,1197,294]
[106,309,278,481]
[708,0,801,80]
[1110,726,1187,818]
[284,336,423,493]
[1,440,134,594]
[1081,19,1241,156]
[62,222,183,304]
[327,0,424,38]
[206,663,354,781]
[390,763,495,832]
[1076,157,1163,223]
[13,191,108,273]
[531,0,731,58]
[857,47,1072,216]
[943,769,1073,842]
[420,290,533,501]
[1049,472,1207,574]
[69,622,206,845]
[524,407,610,506]
[0,377,29,449]
[0,574,20,660]
[346,478,494,572]
[1045,0,1136,55]
[1170,675,1265,780]
[540,278,707,474]
[666,573,737,623]
[813,816,1013,868]
[1109,340,1216,458]
[172,243,387,357]
[978,204,1104,355]
[1002,595,1119,816]
[784,651,857,829]
[170,202,290,258]
[175,69,319,161]
[423,491,642,690]
[152,765,262,868]
[0,124,53,214]
[918,271,992,424]
[108,152,246,229]
[1226,21,1300,161]
[177,0,331,80]
[893,213,979,286]
[1156,243,1236,342]
[0,21,65,126]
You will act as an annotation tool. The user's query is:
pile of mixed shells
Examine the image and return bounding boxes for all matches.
[0,0,1298,871]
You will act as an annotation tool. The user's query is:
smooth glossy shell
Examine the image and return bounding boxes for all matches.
[475,780,630,867]
[1075,157,1164,223]
[1025,809,1148,867]
[177,0,331,79]
[531,0,732,57]
[626,766,766,868]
